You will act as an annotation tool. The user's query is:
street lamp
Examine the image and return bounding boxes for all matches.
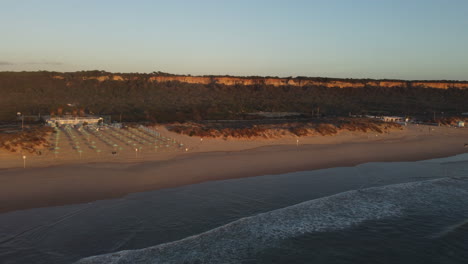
[17,112,24,131]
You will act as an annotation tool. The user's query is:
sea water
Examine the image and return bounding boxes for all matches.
[0,154,467,264]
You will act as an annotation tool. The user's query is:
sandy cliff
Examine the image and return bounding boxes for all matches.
[52,74,468,89]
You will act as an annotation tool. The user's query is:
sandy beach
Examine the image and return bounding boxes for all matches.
[0,124,467,213]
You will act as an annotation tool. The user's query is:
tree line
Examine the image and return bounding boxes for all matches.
[0,71,467,123]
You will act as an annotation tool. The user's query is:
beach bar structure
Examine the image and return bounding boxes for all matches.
[44,115,103,126]
[382,116,405,123]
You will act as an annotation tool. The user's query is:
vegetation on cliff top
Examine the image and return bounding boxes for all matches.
[0,71,467,123]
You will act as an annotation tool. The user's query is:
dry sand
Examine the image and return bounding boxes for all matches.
[0,124,467,213]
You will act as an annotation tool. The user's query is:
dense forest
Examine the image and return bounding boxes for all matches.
[0,71,467,122]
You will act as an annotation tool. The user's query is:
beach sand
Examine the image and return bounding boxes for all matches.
[0,124,467,213]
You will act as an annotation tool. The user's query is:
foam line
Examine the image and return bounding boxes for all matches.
[77,178,468,264]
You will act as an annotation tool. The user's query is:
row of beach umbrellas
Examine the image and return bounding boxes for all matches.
[62,126,85,158]
[48,125,187,158]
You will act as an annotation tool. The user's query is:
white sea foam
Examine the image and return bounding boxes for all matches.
[76,177,468,264]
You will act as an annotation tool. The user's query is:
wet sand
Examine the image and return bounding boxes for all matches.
[0,124,467,213]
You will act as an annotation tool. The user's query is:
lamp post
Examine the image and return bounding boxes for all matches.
[17,112,24,132]
[22,155,26,168]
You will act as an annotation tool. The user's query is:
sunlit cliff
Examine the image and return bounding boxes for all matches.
[52,73,468,89]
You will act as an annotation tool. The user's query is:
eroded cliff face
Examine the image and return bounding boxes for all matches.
[52,75,468,89]
[148,76,468,89]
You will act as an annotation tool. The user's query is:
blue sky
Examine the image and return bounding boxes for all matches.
[1,0,467,80]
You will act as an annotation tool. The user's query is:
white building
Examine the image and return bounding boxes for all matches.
[382,116,405,123]
[44,115,103,126]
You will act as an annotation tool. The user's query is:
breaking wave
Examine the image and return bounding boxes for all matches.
[76,177,468,264]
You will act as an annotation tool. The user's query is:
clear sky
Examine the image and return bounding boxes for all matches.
[1,0,467,80]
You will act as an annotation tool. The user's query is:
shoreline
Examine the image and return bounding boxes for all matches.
[0,124,467,214]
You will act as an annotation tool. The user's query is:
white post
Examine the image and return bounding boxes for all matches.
[17,112,23,132]
[22,155,26,168]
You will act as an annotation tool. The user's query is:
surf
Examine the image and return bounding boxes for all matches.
[76,177,468,264]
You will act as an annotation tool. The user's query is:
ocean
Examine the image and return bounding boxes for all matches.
[0,154,467,264]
